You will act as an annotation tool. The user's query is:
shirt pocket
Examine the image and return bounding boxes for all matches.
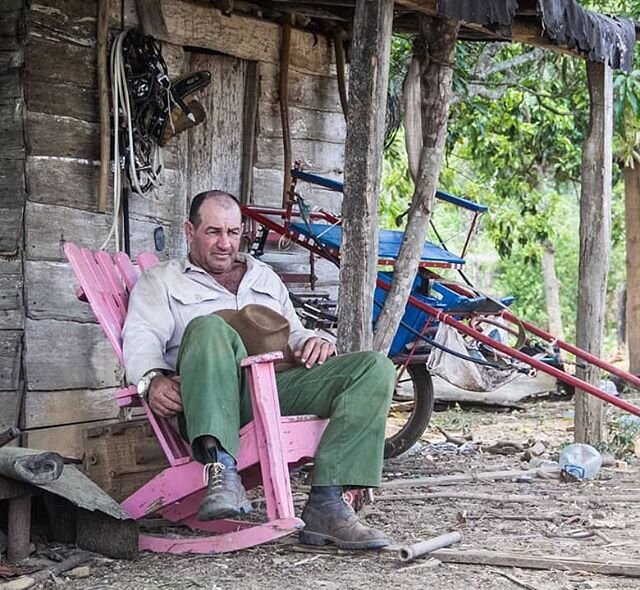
[247,283,282,314]
[168,285,225,327]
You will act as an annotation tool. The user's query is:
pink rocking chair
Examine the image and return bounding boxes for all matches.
[64,242,328,554]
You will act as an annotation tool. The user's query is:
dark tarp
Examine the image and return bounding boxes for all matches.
[539,0,636,71]
[438,0,636,71]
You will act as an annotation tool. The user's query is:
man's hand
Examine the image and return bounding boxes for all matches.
[294,337,336,369]
[148,375,183,417]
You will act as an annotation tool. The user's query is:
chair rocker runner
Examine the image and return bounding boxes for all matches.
[64,242,329,554]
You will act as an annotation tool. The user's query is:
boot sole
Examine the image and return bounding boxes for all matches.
[298,529,390,550]
[198,500,253,522]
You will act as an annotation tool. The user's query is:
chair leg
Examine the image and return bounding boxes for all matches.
[243,358,296,522]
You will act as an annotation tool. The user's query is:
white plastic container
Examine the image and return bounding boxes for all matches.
[559,443,602,480]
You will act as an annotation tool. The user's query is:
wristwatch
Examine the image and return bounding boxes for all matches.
[137,369,166,399]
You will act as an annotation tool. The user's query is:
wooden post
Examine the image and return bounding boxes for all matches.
[337,0,394,353]
[575,60,613,444]
[240,61,259,205]
[97,0,110,213]
[624,164,640,376]
[372,15,459,353]
[7,496,31,562]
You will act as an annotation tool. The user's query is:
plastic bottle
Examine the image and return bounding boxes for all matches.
[558,443,602,480]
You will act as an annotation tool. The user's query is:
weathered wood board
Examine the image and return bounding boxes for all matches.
[24,201,175,261]
[255,136,345,176]
[258,102,346,144]
[0,330,22,391]
[24,259,96,323]
[137,0,335,75]
[0,96,25,160]
[252,167,344,212]
[26,111,99,160]
[23,418,118,460]
[23,387,121,429]
[259,63,343,114]
[0,260,24,331]
[29,1,97,47]
[187,51,246,198]
[24,318,122,391]
[0,390,21,429]
[83,419,168,501]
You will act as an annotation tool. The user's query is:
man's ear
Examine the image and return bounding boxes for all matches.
[184,220,194,244]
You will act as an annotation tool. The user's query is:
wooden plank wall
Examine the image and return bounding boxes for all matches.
[20,0,189,456]
[19,0,345,458]
[0,0,26,431]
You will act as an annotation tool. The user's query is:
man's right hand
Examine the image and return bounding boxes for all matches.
[148,375,183,417]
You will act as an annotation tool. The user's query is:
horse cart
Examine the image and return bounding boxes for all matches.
[241,165,640,458]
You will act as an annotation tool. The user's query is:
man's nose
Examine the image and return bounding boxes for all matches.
[216,233,231,249]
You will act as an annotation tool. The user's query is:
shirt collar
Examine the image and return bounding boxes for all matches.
[181,252,252,274]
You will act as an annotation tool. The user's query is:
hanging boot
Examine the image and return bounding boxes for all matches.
[299,486,390,550]
[197,444,252,521]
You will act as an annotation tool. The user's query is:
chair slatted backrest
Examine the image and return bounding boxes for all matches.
[64,243,160,363]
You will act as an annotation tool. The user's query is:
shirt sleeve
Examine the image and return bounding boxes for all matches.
[122,269,176,385]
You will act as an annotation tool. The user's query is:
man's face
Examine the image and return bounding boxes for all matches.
[184,198,242,274]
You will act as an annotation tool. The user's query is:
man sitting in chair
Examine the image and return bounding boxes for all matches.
[123,190,395,550]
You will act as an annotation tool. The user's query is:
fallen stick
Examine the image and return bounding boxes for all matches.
[399,531,462,562]
[382,468,558,490]
[490,568,541,590]
[431,548,640,576]
[0,552,92,590]
[377,491,640,505]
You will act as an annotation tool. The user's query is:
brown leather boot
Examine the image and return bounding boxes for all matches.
[197,450,252,521]
[299,486,390,550]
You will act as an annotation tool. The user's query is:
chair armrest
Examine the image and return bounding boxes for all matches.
[240,351,284,368]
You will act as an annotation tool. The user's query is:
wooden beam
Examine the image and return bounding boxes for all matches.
[432,548,640,577]
[337,0,394,352]
[575,60,613,443]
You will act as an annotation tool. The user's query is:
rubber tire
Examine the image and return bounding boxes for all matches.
[384,363,434,459]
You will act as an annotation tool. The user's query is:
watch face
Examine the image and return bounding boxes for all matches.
[137,375,150,396]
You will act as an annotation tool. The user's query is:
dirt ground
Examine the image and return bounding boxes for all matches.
[14,394,640,590]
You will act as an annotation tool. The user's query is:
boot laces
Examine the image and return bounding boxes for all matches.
[203,462,225,490]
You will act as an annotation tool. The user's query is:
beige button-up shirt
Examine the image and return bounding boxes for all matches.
[122,253,317,385]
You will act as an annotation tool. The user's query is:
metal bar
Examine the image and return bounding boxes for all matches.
[500,310,640,390]
[376,278,640,417]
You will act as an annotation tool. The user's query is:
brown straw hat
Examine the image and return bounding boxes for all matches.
[214,304,298,372]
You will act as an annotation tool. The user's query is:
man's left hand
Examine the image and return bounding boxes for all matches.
[295,337,336,369]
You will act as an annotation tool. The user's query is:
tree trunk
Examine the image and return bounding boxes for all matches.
[541,240,564,340]
[373,15,460,353]
[337,0,394,353]
[575,61,613,444]
[624,164,640,375]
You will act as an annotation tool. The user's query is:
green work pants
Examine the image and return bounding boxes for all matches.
[177,315,395,487]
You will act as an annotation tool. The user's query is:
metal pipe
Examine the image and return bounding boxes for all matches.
[376,278,640,417]
[500,310,640,390]
[399,531,462,562]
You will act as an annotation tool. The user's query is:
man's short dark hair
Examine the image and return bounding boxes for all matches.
[188,190,241,227]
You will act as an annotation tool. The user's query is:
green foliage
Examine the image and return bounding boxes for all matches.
[381,26,634,347]
[606,415,640,458]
